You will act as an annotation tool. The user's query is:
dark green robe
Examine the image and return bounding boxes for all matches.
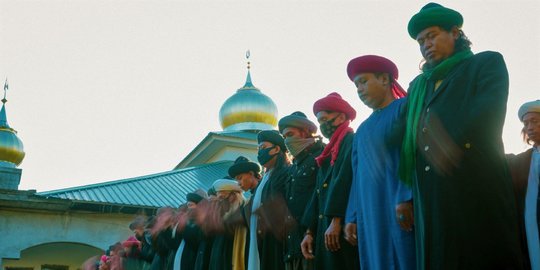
[410,51,524,269]
[303,132,359,269]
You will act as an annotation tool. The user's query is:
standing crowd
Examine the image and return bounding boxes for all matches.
[86,3,540,270]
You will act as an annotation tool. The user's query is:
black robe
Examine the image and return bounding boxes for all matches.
[178,220,202,270]
[507,149,534,270]
[140,231,156,261]
[409,51,524,269]
[284,140,324,263]
[246,163,290,270]
[303,132,358,269]
[193,235,213,270]
[150,227,181,270]
[209,231,236,270]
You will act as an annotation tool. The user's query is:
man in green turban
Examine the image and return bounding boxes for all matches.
[401,3,525,269]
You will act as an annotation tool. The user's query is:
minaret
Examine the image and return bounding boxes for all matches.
[0,79,25,190]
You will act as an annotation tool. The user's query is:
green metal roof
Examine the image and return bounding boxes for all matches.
[38,161,234,208]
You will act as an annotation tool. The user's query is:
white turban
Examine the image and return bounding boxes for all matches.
[212,179,242,192]
[518,100,540,121]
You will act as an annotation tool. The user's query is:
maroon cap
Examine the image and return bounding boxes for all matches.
[347,55,399,81]
[346,55,407,99]
[313,92,356,121]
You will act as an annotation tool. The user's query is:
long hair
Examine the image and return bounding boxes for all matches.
[273,149,292,172]
[443,27,472,53]
[420,26,473,70]
[222,191,245,220]
[522,127,533,145]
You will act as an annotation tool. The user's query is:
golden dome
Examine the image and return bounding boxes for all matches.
[219,70,278,131]
[0,102,25,167]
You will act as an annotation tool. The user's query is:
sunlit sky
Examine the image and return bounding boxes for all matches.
[0,0,538,192]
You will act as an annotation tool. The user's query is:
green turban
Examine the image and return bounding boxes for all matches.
[408,2,463,39]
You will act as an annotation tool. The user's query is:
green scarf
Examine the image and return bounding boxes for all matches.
[399,49,473,186]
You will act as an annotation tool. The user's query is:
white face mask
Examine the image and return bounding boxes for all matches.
[284,136,316,157]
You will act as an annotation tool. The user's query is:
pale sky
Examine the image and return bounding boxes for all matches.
[0,0,538,192]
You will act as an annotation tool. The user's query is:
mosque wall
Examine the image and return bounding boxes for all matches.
[0,208,134,269]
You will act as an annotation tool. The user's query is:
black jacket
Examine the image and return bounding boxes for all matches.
[283,140,324,262]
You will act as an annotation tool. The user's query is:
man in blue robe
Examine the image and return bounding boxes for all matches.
[344,55,415,270]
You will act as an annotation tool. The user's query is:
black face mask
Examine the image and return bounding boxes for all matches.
[257,146,276,165]
[320,116,339,139]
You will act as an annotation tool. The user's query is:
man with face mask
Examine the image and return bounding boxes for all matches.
[300,92,359,269]
[246,130,291,270]
[278,111,324,270]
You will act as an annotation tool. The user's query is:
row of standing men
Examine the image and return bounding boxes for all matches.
[93,2,538,270]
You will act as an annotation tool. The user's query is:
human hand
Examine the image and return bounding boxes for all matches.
[396,201,414,232]
[301,232,315,260]
[344,223,357,246]
[324,217,342,252]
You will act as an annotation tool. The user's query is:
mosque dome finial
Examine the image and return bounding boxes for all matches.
[0,79,25,168]
[219,52,278,131]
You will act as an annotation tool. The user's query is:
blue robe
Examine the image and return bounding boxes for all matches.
[346,98,416,270]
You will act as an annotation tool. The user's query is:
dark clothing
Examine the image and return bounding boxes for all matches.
[179,221,202,270]
[507,149,534,270]
[140,231,156,264]
[244,163,290,270]
[258,164,289,270]
[410,51,524,269]
[150,227,181,270]
[285,257,313,270]
[208,200,248,270]
[303,132,359,269]
[284,140,324,264]
[209,232,235,270]
[194,236,213,270]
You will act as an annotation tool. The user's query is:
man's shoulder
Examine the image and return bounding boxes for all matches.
[341,132,355,150]
[469,51,505,65]
[507,148,534,163]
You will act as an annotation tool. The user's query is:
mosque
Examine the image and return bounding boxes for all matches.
[0,58,279,269]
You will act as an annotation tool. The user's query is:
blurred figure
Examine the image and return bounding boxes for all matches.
[301,92,358,269]
[173,189,207,270]
[403,3,523,269]
[344,55,415,270]
[108,242,123,270]
[208,178,248,270]
[278,111,324,270]
[81,255,101,270]
[129,216,155,268]
[149,207,182,270]
[122,236,144,270]
[507,100,540,270]
[99,255,110,270]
